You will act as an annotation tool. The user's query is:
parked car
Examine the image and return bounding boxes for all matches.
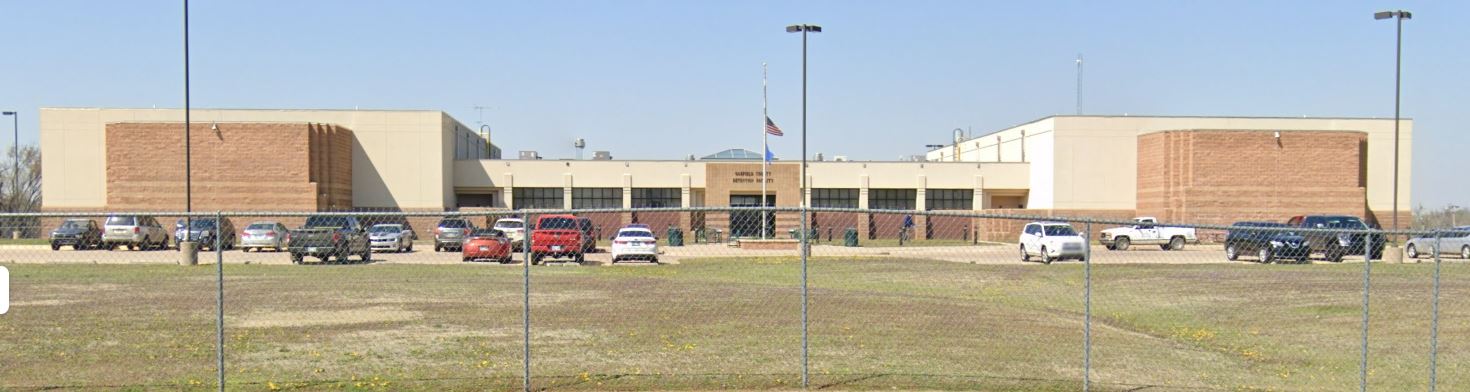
[102,215,170,251]
[1404,226,1470,259]
[288,216,372,264]
[49,219,102,250]
[1019,222,1087,264]
[530,214,585,264]
[173,217,237,251]
[368,223,416,253]
[610,226,659,263]
[576,217,598,253]
[462,229,513,263]
[433,218,477,252]
[1224,222,1310,263]
[1100,217,1197,251]
[240,221,290,252]
[1285,215,1385,262]
[493,218,526,250]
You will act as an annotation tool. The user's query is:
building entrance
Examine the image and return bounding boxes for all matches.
[729,195,776,238]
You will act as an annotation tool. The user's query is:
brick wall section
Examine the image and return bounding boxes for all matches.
[104,122,351,212]
[1137,130,1369,227]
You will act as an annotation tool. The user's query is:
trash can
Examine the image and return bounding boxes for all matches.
[788,228,799,239]
[667,227,684,247]
[844,227,859,247]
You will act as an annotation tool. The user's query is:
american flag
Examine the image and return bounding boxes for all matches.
[765,116,784,136]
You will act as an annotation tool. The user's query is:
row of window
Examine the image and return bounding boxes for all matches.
[510,187,973,210]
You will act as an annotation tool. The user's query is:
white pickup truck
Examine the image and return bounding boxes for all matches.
[1100,217,1197,251]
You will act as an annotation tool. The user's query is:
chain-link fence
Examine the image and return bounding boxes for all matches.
[0,208,1462,390]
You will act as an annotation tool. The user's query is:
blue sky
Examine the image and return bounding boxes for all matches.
[1,1,1465,208]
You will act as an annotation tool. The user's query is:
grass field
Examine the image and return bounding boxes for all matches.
[1,258,1467,391]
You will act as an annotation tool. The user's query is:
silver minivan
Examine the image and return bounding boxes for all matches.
[102,215,170,251]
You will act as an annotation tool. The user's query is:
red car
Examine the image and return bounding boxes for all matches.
[531,214,584,264]
[462,229,513,263]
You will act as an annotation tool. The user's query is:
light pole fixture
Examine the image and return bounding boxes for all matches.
[1,111,15,211]
[1374,10,1410,233]
[786,22,820,390]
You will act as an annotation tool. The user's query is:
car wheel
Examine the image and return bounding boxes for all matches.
[1258,247,1273,264]
[51,243,60,251]
[1159,244,1170,251]
[1297,256,1309,264]
[360,248,372,263]
[1406,244,1419,259]
[611,256,619,264]
[1113,237,1130,251]
[1104,244,1116,251]
[532,254,544,265]
[1329,248,1345,263]
[1226,244,1239,261]
[290,253,303,264]
[1169,236,1185,250]
[1019,245,1030,262]
[1040,246,1052,265]
[434,244,442,253]
[1462,245,1470,260]
[574,252,585,263]
[406,242,414,252]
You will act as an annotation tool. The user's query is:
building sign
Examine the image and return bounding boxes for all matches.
[732,171,775,184]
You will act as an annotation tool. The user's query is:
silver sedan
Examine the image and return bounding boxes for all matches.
[240,221,290,252]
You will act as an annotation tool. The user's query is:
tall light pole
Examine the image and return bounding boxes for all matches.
[786,22,819,389]
[1375,10,1410,233]
[1075,54,1083,115]
[1,111,15,211]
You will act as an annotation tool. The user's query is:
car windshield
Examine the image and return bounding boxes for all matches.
[105,216,136,226]
[246,223,275,230]
[438,219,469,228]
[1322,217,1367,229]
[1044,226,1076,236]
[539,217,577,230]
[304,216,351,229]
[494,220,523,229]
[618,229,654,239]
[187,220,217,229]
[369,225,401,233]
[60,220,89,229]
[471,229,502,237]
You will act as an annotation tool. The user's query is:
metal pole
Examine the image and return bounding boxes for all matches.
[1075,54,1083,115]
[522,213,533,392]
[762,62,769,240]
[799,28,811,389]
[1430,231,1441,391]
[1392,15,1402,234]
[184,0,193,243]
[11,112,17,211]
[1359,231,1372,392]
[1083,221,1092,392]
[214,210,224,391]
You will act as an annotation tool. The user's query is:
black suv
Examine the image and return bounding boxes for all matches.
[50,219,103,250]
[1285,215,1385,262]
[1224,221,1309,263]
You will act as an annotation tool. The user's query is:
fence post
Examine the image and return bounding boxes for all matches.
[214,211,225,392]
[1359,230,1372,392]
[801,206,810,388]
[1083,220,1092,392]
[1430,231,1441,392]
[522,213,534,392]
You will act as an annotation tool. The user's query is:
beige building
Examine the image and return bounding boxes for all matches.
[39,108,1411,241]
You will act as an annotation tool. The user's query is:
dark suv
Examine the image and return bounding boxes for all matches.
[1285,215,1385,262]
[1224,222,1309,263]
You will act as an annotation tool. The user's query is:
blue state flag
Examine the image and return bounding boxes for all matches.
[765,146,774,162]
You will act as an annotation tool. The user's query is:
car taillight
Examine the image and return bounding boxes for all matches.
[265,231,276,238]
[614,240,626,245]
[133,227,140,234]
[333,232,342,242]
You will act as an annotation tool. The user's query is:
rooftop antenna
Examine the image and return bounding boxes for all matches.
[574,138,586,160]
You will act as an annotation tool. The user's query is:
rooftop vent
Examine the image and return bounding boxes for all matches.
[519,151,542,160]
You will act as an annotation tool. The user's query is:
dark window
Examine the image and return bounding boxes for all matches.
[457,194,496,208]
[868,189,916,210]
[438,219,470,228]
[925,189,973,210]
[513,187,564,210]
[1044,225,1077,236]
[538,217,577,230]
[632,188,680,208]
[572,188,623,209]
[813,189,859,209]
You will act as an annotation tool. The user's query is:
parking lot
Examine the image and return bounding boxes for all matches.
[0,241,1397,265]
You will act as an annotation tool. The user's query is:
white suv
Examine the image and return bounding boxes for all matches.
[1019,222,1087,264]
[493,218,526,250]
[102,215,170,251]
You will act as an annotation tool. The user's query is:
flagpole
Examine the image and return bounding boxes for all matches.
[761,62,769,240]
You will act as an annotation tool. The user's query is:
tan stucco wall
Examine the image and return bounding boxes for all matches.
[41,108,463,210]
[930,115,1412,213]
